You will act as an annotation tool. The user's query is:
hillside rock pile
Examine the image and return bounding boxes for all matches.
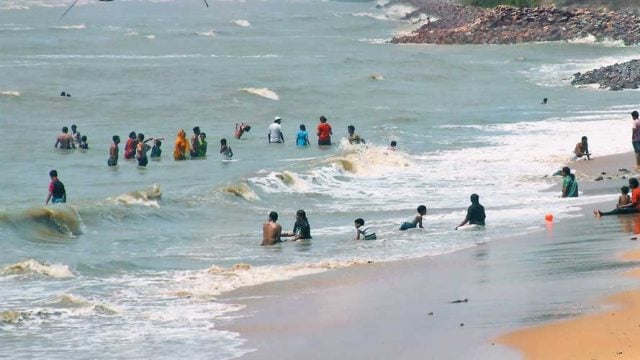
[572,59,640,90]
[392,5,640,45]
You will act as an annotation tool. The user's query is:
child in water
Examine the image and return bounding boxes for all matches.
[618,185,631,208]
[355,218,376,240]
[79,135,89,150]
[399,205,426,231]
[220,138,233,160]
[388,140,397,151]
[150,139,162,159]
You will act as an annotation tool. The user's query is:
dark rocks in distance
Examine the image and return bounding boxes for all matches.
[572,59,640,91]
[391,4,640,46]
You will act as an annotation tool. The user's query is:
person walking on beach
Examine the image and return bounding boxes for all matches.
[573,136,590,160]
[455,194,486,230]
[347,125,365,145]
[235,123,251,139]
[561,166,579,198]
[55,126,75,149]
[268,117,284,143]
[191,127,201,158]
[355,218,376,240]
[281,210,312,242]
[108,135,120,166]
[45,170,66,205]
[399,205,427,231]
[595,178,640,216]
[174,129,190,161]
[317,115,332,146]
[632,111,640,169]
[296,124,309,147]
[262,211,283,246]
[124,132,137,160]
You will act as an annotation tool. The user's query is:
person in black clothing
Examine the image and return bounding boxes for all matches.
[282,209,311,241]
[455,193,485,230]
[46,170,66,205]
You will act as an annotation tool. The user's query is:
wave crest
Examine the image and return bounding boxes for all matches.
[239,88,279,100]
[0,259,74,278]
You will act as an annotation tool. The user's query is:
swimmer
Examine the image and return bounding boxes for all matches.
[388,140,397,151]
[55,126,75,150]
[542,98,548,105]
[220,138,233,160]
[235,123,252,139]
[355,218,376,240]
[46,170,66,205]
[108,135,120,166]
[455,194,486,230]
[281,210,312,241]
[262,211,283,245]
[268,117,284,143]
[399,205,427,231]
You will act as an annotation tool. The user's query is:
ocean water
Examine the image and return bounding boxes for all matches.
[1,0,640,358]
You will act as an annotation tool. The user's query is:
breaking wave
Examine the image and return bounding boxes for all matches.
[0,259,74,278]
[239,87,279,100]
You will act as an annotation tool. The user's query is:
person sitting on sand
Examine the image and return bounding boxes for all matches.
[124,131,137,160]
[281,210,312,242]
[55,126,75,150]
[262,211,283,246]
[618,186,631,208]
[235,123,251,139]
[355,218,376,240]
[347,125,365,145]
[399,205,427,231]
[595,178,640,216]
[46,170,66,205]
[573,136,590,160]
[174,129,190,161]
[455,193,486,230]
[108,135,120,167]
[561,166,579,198]
[220,138,233,160]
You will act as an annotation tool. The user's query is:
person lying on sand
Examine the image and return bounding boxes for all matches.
[595,178,640,217]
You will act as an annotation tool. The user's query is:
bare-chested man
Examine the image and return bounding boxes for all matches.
[108,135,120,166]
[261,211,283,246]
[55,126,75,149]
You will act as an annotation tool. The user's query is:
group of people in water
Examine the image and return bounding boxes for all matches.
[261,195,487,245]
[55,124,88,150]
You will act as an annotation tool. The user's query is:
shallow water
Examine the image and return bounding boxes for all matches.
[1,0,640,358]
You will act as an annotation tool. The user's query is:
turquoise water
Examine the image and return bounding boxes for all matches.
[1,0,640,358]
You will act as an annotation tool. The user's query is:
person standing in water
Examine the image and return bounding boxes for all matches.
[124,132,137,160]
[70,124,81,147]
[262,211,283,246]
[46,170,66,205]
[108,135,120,167]
[561,166,578,198]
[317,115,332,146]
[268,117,285,143]
[150,139,162,159]
[135,134,161,167]
[198,133,208,157]
[632,111,640,170]
[296,124,309,147]
[281,210,312,242]
[347,125,365,145]
[55,126,75,150]
[174,129,190,160]
[456,194,486,230]
[399,205,427,231]
[220,138,233,160]
[191,127,201,158]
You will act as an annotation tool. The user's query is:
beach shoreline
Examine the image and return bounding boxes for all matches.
[218,152,640,359]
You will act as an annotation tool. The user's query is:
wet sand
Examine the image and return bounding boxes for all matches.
[219,152,640,360]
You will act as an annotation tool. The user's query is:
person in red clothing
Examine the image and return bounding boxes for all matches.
[46,170,66,205]
[595,177,640,216]
[124,131,137,160]
[316,115,332,146]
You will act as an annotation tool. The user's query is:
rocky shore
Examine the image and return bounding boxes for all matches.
[391,3,640,45]
[572,59,640,90]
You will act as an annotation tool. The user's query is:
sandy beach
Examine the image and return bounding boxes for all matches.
[219,152,640,359]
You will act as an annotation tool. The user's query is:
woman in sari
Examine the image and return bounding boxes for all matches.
[173,129,191,160]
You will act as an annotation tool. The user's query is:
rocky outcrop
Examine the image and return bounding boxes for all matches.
[572,59,640,90]
[392,5,640,45]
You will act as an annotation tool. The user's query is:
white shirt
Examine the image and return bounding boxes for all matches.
[268,122,283,143]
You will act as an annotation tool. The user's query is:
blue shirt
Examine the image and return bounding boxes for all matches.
[296,130,308,146]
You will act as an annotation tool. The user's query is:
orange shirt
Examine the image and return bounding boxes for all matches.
[317,123,332,141]
[632,188,640,208]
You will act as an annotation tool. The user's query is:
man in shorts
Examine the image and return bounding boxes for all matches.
[632,111,640,169]
[46,170,66,205]
[55,127,75,149]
